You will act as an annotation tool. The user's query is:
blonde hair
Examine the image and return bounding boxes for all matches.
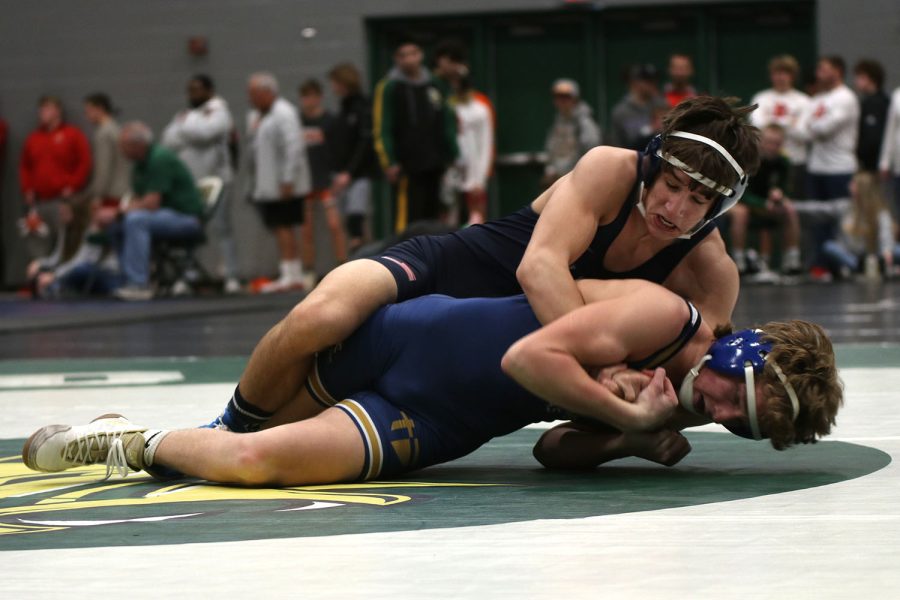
[759,321,843,450]
[849,171,891,254]
[768,54,800,79]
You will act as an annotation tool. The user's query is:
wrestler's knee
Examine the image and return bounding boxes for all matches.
[231,436,280,486]
[283,290,355,345]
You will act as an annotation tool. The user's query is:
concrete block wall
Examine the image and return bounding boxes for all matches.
[1,0,897,287]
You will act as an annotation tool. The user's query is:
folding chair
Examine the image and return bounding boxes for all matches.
[153,176,225,295]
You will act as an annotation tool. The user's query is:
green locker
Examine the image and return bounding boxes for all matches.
[712,3,816,103]
[490,15,594,216]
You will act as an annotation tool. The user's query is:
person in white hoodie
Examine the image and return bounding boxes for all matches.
[162,75,240,293]
[878,85,900,215]
[750,55,811,198]
[246,72,312,293]
[806,56,860,200]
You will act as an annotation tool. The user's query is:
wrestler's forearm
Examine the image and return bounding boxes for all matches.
[502,344,646,432]
[517,254,585,325]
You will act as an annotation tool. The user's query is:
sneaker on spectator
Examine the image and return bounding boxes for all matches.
[745,260,780,284]
[260,275,304,294]
[224,277,242,295]
[808,266,833,283]
[114,285,155,301]
[302,272,318,291]
[171,279,192,297]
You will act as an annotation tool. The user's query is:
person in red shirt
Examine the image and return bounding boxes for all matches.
[19,95,92,269]
[664,54,698,108]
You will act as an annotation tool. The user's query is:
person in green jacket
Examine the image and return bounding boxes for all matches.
[373,37,458,232]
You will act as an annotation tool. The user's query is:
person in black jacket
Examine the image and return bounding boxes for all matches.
[372,38,458,233]
[329,63,382,255]
[853,59,890,173]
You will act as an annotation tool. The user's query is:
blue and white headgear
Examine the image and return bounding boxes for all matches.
[637,131,749,239]
[677,329,800,440]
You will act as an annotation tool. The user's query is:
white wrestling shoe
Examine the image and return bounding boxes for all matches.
[22,414,149,479]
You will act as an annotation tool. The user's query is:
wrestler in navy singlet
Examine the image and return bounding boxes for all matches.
[306,294,702,480]
[372,150,717,302]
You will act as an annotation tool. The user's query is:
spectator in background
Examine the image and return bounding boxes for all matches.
[434,41,494,226]
[664,53,697,108]
[541,78,601,188]
[822,171,900,280]
[879,83,900,215]
[18,95,92,270]
[246,72,312,293]
[27,93,132,297]
[328,62,380,256]
[298,78,346,287]
[750,55,811,198]
[162,75,240,294]
[373,37,458,233]
[853,59,890,174]
[728,124,803,280]
[115,121,203,301]
[805,56,859,276]
[609,63,669,150]
[84,93,130,209]
[806,56,859,200]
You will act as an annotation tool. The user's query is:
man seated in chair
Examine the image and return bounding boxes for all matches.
[114,121,204,300]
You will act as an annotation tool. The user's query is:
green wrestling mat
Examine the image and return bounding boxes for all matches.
[0,431,889,550]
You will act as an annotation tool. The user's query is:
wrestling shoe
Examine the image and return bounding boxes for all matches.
[22,414,148,479]
[200,414,232,431]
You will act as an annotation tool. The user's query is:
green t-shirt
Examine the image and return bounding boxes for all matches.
[131,144,203,216]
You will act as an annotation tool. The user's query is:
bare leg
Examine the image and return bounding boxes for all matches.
[263,386,326,429]
[780,202,801,249]
[729,204,749,251]
[301,199,316,268]
[274,225,298,261]
[239,259,398,414]
[324,200,348,263]
[155,408,363,486]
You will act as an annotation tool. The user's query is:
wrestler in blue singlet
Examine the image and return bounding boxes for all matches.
[372,150,717,302]
[306,294,701,481]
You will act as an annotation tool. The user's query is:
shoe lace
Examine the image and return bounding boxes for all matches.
[64,429,131,480]
[105,438,130,480]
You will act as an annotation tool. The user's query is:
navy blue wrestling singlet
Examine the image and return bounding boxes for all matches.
[372,150,717,302]
[305,293,701,480]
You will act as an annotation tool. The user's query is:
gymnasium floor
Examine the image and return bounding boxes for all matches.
[1,281,899,599]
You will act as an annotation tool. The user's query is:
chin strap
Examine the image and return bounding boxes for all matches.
[680,355,801,440]
[744,358,801,441]
[678,354,711,414]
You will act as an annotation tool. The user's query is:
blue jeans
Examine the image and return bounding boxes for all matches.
[119,208,201,286]
[822,240,860,272]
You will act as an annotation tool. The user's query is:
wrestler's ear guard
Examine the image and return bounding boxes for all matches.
[641,134,665,187]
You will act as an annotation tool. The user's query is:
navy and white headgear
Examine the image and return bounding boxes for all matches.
[638,131,749,238]
[678,329,800,440]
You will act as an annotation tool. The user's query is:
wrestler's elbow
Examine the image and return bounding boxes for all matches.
[515,253,541,293]
[501,338,532,383]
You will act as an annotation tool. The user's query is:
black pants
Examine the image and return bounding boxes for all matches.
[393,168,443,233]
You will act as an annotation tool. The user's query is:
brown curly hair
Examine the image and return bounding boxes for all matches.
[757,320,844,450]
[661,96,761,195]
